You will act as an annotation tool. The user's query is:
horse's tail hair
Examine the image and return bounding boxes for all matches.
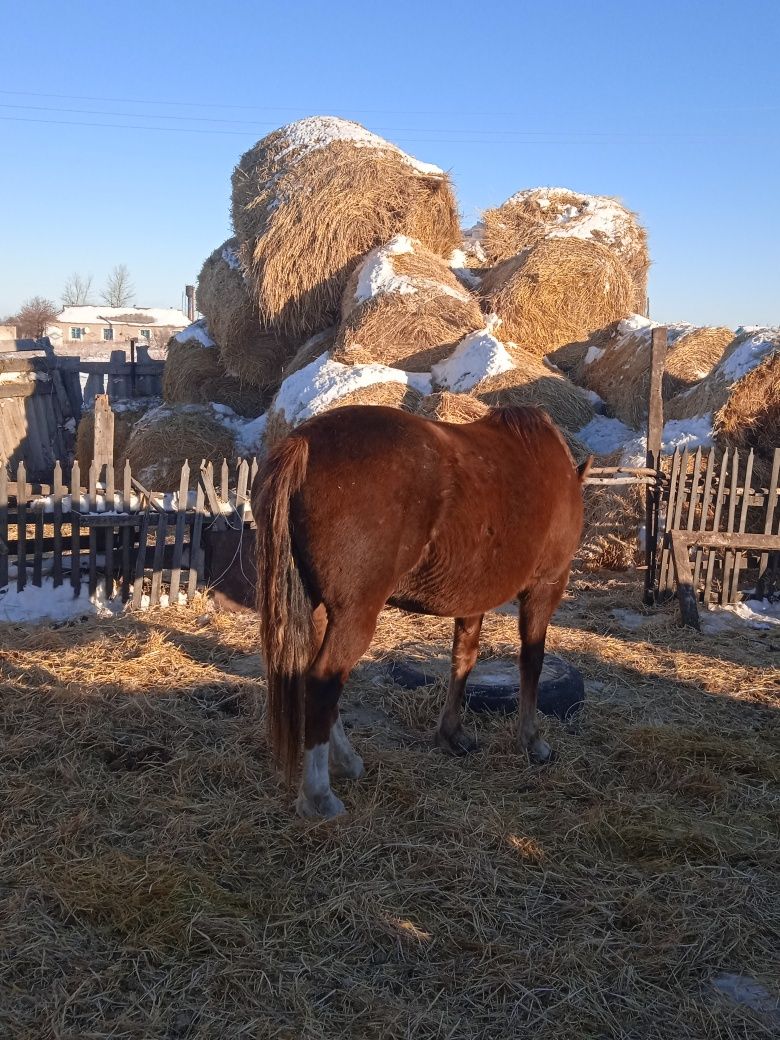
[254,435,313,785]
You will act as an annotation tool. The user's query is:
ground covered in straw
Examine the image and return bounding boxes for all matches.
[1,575,778,1039]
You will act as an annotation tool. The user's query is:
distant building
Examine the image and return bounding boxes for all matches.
[47,306,190,349]
[0,323,17,341]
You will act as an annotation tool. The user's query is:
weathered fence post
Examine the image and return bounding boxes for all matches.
[643,326,667,604]
[93,394,115,482]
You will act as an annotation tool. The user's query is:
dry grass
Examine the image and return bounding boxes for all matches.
[714,351,780,458]
[123,404,237,491]
[417,391,490,424]
[481,187,649,312]
[231,121,460,341]
[480,239,634,358]
[473,352,595,433]
[665,326,733,388]
[1,574,778,1038]
[75,399,159,478]
[163,334,268,418]
[264,381,424,450]
[197,240,291,392]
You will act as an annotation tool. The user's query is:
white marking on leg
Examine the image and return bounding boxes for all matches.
[295,743,345,819]
[329,715,364,779]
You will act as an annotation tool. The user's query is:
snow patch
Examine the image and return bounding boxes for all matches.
[0,580,118,624]
[700,598,780,633]
[718,328,779,383]
[584,345,605,366]
[578,414,636,456]
[431,329,516,393]
[353,235,471,305]
[174,319,215,349]
[221,245,242,271]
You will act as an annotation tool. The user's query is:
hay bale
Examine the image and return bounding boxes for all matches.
[417,391,490,424]
[666,327,780,424]
[281,327,338,379]
[479,239,634,358]
[546,339,592,381]
[196,240,290,391]
[264,353,427,449]
[473,354,595,434]
[713,339,780,458]
[163,322,267,418]
[75,398,160,479]
[122,404,239,492]
[482,187,649,311]
[664,326,734,388]
[333,236,484,371]
[231,116,460,341]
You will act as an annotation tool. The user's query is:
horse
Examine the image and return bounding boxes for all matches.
[251,404,590,818]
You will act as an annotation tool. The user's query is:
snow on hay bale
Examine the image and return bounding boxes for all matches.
[122,403,240,492]
[431,328,595,438]
[479,239,634,358]
[196,240,290,391]
[231,116,460,341]
[481,186,649,311]
[333,236,484,371]
[163,321,267,418]
[264,352,429,449]
[665,328,780,431]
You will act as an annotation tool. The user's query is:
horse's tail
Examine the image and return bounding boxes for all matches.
[254,435,314,785]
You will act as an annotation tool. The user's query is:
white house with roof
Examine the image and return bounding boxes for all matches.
[47,306,190,348]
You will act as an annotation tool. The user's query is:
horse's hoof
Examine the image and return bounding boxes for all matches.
[435,727,478,756]
[526,738,554,765]
[295,790,346,819]
[330,753,365,780]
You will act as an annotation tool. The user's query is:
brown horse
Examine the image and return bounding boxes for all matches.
[252,404,590,818]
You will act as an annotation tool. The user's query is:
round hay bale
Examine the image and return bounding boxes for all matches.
[333,236,484,371]
[417,391,490,424]
[163,323,267,418]
[664,326,734,388]
[546,338,592,381]
[714,345,780,458]
[577,450,643,572]
[196,240,290,391]
[479,239,634,358]
[473,353,595,434]
[122,404,238,492]
[482,186,649,311]
[231,116,460,341]
[264,353,427,450]
[281,327,338,379]
[666,327,780,423]
[75,398,160,479]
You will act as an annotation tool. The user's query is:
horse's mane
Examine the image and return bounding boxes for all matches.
[486,405,579,468]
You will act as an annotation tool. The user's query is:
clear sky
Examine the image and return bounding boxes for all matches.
[1,0,778,328]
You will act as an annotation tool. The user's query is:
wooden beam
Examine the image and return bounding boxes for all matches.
[671,532,701,630]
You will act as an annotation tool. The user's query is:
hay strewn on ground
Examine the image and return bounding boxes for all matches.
[480,239,634,358]
[481,187,649,311]
[75,399,159,479]
[122,404,238,491]
[231,116,460,341]
[163,329,267,418]
[333,237,483,371]
[196,240,291,391]
[1,575,777,1039]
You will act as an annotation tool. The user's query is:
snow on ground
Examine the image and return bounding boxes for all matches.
[174,319,216,348]
[449,249,482,289]
[621,415,715,467]
[700,598,780,633]
[273,352,431,426]
[0,581,117,623]
[431,327,515,393]
[276,116,444,176]
[578,414,636,455]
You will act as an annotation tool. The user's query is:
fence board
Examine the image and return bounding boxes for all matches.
[0,465,7,589]
[121,461,132,603]
[131,509,151,609]
[728,450,755,603]
[720,450,741,604]
[16,462,27,592]
[703,451,730,604]
[692,450,716,593]
[187,483,205,603]
[88,461,98,597]
[168,461,189,606]
[32,506,44,587]
[236,459,249,514]
[52,462,63,587]
[149,510,169,607]
[71,462,81,596]
[757,448,780,597]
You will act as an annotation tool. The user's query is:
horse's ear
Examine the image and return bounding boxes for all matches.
[577,456,593,483]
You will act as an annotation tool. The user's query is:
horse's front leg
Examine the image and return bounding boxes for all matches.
[517,578,567,763]
[435,614,483,755]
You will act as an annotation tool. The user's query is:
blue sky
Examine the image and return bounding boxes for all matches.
[1,0,778,327]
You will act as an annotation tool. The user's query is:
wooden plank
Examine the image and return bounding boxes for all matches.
[692,450,716,593]
[671,532,701,631]
[729,450,755,602]
[703,451,730,605]
[71,462,81,596]
[220,458,230,506]
[756,448,780,598]
[685,448,704,532]
[88,461,98,597]
[201,462,227,531]
[52,462,64,587]
[720,449,741,604]
[236,459,249,511]
[0,380,54,400]
[187,483,205,603]
[93,394,115,478]
[16,462,27,592]
[32,506,44,587]
[682,532,780,550]
[149,510,169,607]
[658,448,688,596]
[131,509,151,609]
[121,460,132,603]
[168,461,189,607]
[0,464,7,589]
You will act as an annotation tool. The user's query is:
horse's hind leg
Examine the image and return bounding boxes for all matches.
[517,576,567,763]
[296,608,380,819]
[329,714,364,779]
[435,614,483,755]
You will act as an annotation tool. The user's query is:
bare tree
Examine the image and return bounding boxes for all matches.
[62,272,94,307]
[14,297,59,339]
[100,264,134,308]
